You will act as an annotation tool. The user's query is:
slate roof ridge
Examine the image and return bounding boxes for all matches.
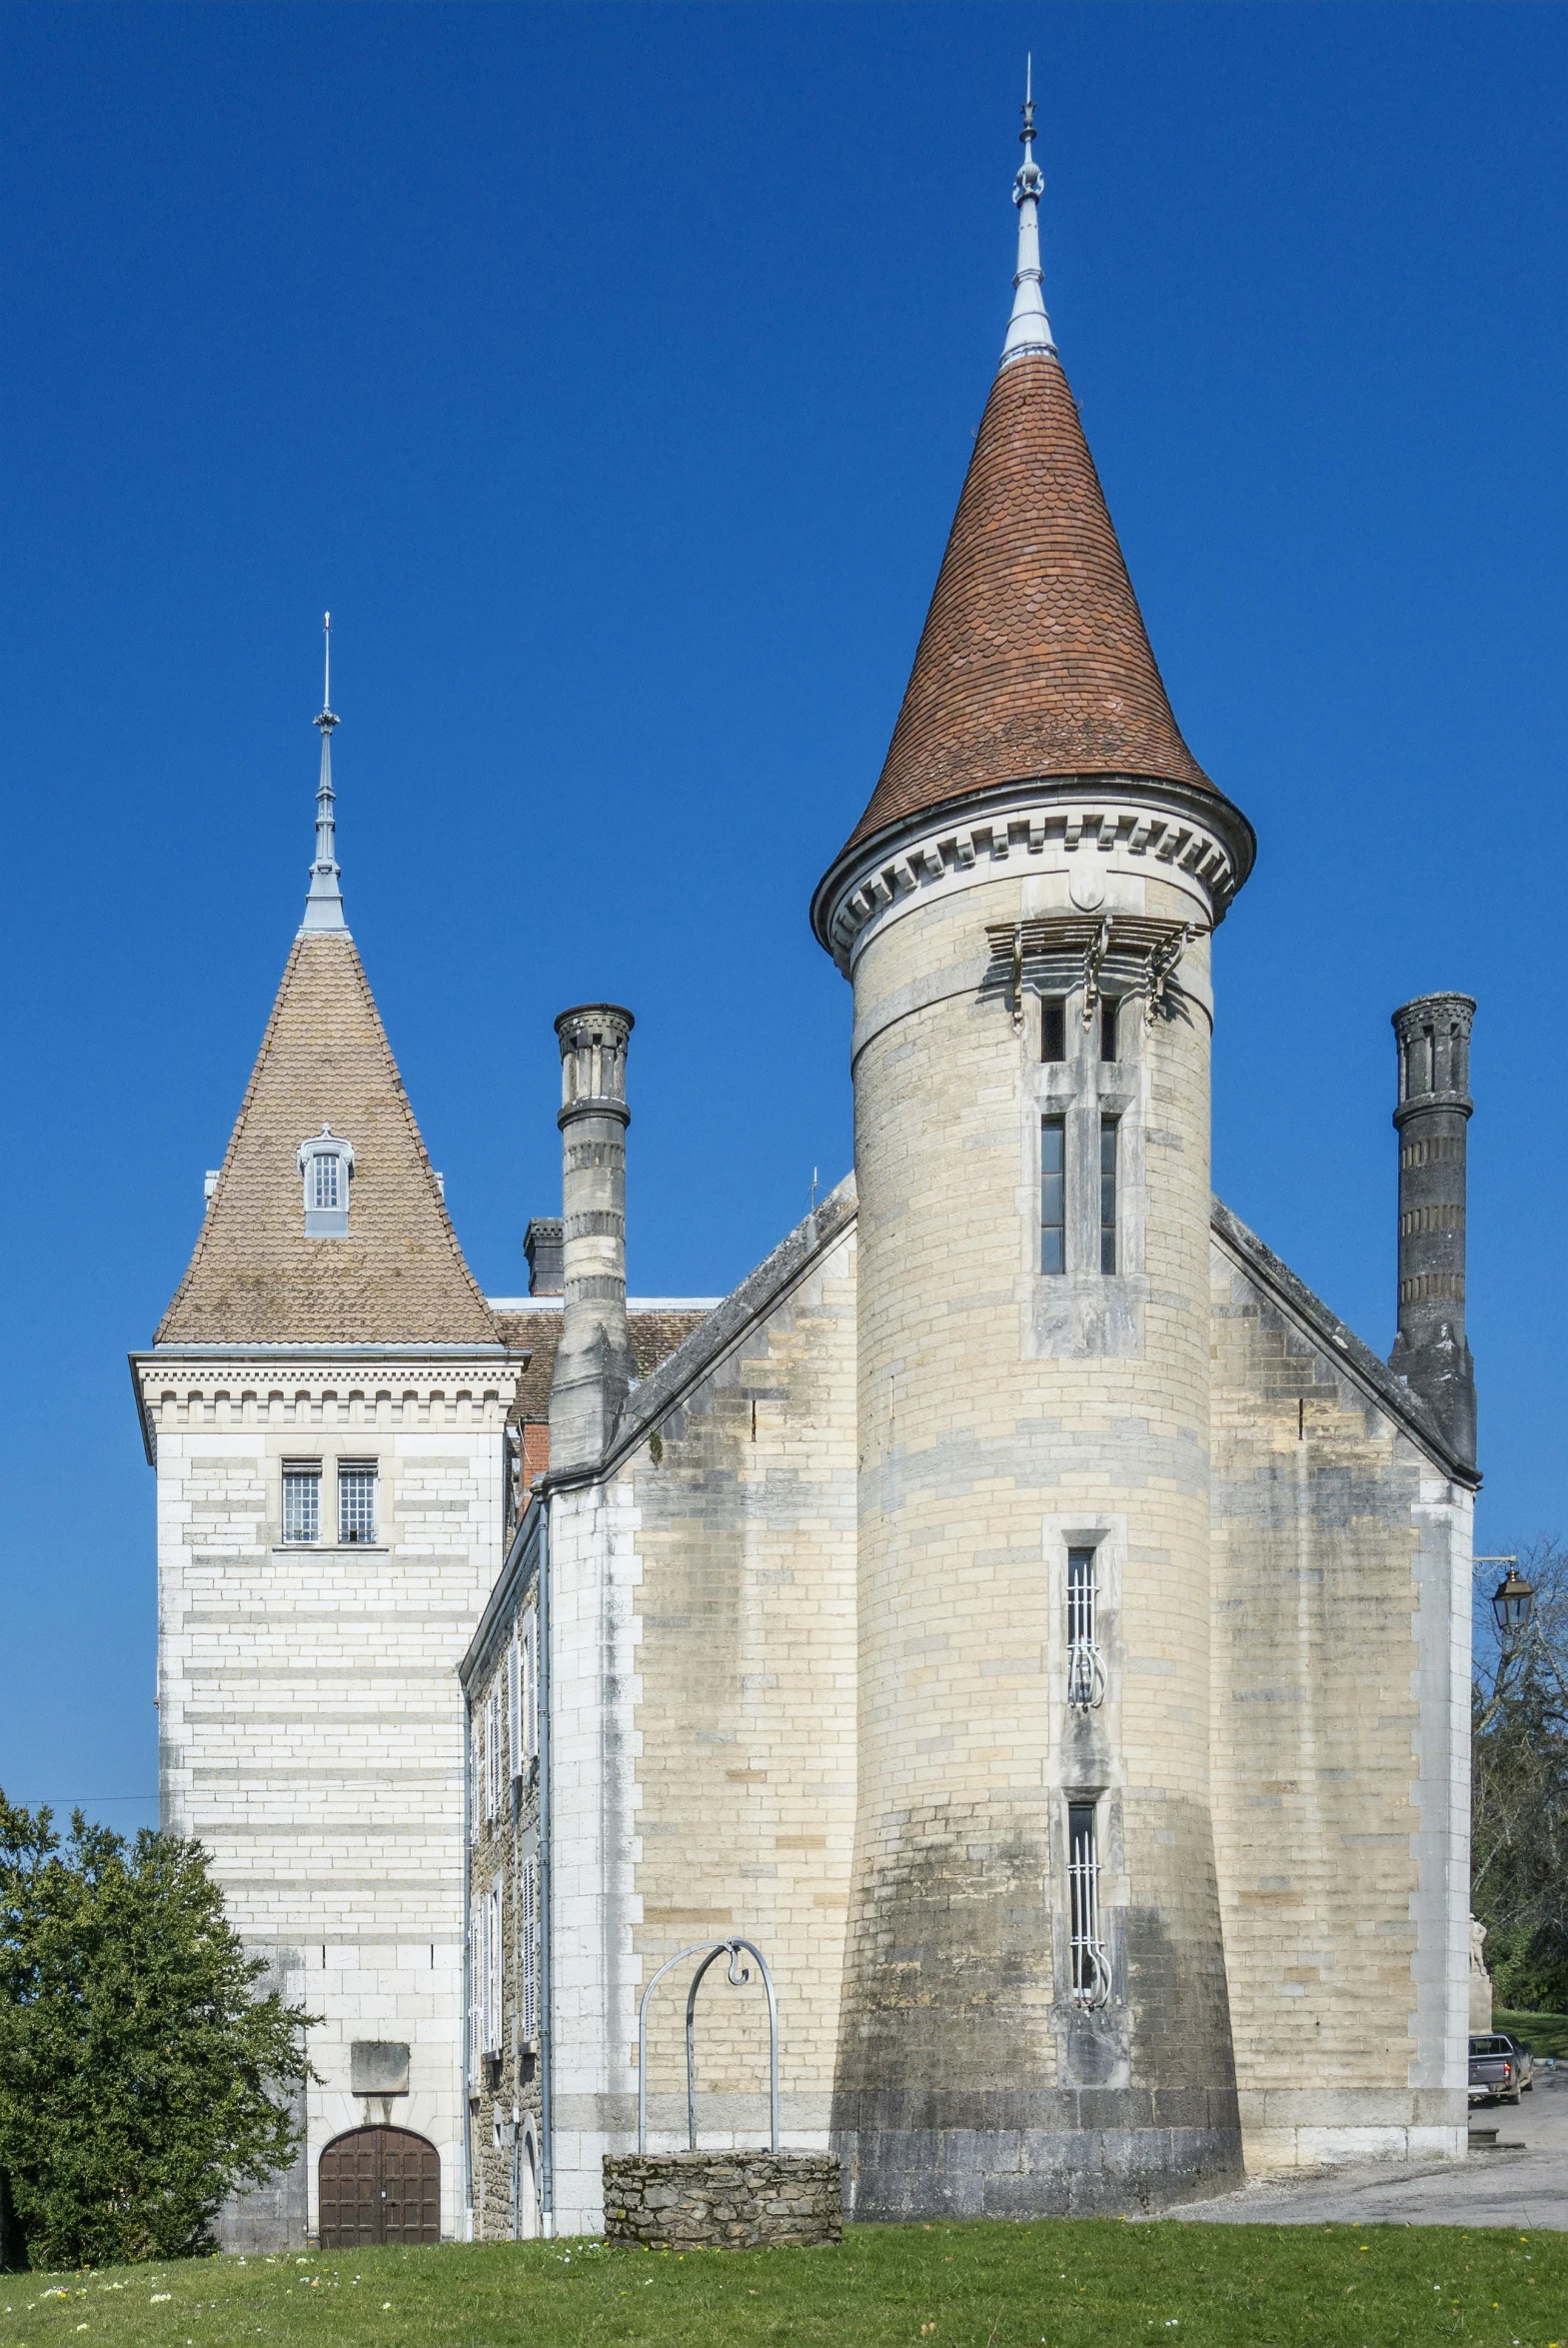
[586,1174,859,1480]
[1209,1193,1480,1489]
[156,931,500,1346]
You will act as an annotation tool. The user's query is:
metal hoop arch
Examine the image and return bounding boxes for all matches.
[635,1936,780,2155]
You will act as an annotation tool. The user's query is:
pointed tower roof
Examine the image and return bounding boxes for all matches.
[843,84,1215,853]
[156,660,500,1348]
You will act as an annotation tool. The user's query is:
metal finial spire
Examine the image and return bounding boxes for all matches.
[1001,56,1056,366]
[301,611,349,935]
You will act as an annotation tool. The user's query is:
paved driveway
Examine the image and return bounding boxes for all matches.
[1175,2066,1568,2231]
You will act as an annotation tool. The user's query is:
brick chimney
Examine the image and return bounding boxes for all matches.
[1388,993,1477,1464]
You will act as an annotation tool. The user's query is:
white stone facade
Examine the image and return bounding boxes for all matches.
[134,1357,511,2244]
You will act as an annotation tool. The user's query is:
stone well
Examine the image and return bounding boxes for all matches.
[602,2150,842,2249]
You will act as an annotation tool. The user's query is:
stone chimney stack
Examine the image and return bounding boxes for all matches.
[524,1216,564,1296]
[548,1005,635,1473]
[1388,993,1476,1464]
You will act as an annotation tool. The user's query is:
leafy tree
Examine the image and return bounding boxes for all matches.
[1472,1537,1568,2014]
[0,1796,316,2270]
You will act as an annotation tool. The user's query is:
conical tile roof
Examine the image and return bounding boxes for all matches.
[845,347,1214,850]
[157,931,500,1346]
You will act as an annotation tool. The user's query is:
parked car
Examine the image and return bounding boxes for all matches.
[1469,2033,1534,2104]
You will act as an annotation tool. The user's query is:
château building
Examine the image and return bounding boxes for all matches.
[135,105,1479,2246]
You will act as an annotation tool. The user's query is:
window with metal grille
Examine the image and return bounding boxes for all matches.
[1068,1800,1110,2007]
[520,1856,540,2047]
[1040,997,1066,1063]
[338,1462,377,1544]
[1041,1117,1066,1274]
[1066,1546,1105,1710]
[1099,1117,1119,1274]
[282,1462,321,1544]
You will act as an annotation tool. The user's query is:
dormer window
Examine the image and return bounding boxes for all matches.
[298,1125,355,1237]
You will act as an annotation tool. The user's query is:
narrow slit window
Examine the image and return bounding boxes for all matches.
[1068,1800,1109,2006]
[1040,997,1066,1064]
[1066,1546,1104,1709]
[282,1461,321,1544]
[1041,1117,1066,1274]
[1099,1116,1119,1274]
[1099,997,1119,1063]
[338,1461,377,1544]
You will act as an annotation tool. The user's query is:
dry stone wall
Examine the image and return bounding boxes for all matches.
[602,2152,842,2249]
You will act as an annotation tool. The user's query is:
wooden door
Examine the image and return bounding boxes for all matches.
[318,2127,440,2247]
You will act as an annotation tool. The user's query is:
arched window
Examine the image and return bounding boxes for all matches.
[298,1125,355,1237]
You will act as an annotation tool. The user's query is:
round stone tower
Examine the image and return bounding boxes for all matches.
[811,99,1255,2218]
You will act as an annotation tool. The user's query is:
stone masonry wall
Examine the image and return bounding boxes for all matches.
[603,2152,842,2249]
[1208,1234,1470,2168]
[631,1221,858,2149]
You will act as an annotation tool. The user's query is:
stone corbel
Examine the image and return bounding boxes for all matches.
[1141,922,1197,1027]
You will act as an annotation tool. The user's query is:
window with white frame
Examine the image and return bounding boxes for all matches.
[507,1638,523,1782]
[520,1855,540,2046]
[523,1611,539,1765]
[282,1460,321,1544]
[1067,1800,1111,2008]
[297,1125,355,1237]
[338,1460,377,1544]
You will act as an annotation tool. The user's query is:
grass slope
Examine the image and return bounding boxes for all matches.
[1494,2010,1568,2062]
[1,2221,1564,2348]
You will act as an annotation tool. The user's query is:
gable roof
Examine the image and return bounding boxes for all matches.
[156,931,500,1347]
[845,348,1216,853]
[1210,1196,1480,1489]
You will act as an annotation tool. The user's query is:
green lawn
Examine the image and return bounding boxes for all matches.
[1494,2010,1568,2062]
[2,2220,1564,2348]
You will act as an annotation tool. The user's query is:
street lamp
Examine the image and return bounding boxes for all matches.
[1490,1567,1534,1641]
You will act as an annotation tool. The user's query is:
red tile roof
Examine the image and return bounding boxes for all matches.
[845,349,1215,851]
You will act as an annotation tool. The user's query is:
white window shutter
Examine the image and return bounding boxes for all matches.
[521,1857,539,2046]
[524,1612,539,1762]
[469,1715,481,1844]
[507,1637,522,1780]
[483,1884,502,2055]
[468,1911,480,2072]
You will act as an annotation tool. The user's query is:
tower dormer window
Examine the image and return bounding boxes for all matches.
[298,1126,355,1237]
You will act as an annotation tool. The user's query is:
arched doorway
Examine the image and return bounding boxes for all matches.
[318,2127,440,2247]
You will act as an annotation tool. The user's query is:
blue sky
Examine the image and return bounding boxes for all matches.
[1,3,1562,1832]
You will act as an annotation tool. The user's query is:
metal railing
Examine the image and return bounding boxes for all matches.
[636,1937,780,2155]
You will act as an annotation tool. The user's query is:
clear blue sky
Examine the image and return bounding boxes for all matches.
[1,4,1561,1832]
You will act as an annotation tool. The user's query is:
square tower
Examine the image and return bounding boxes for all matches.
[132,683,520,2247]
